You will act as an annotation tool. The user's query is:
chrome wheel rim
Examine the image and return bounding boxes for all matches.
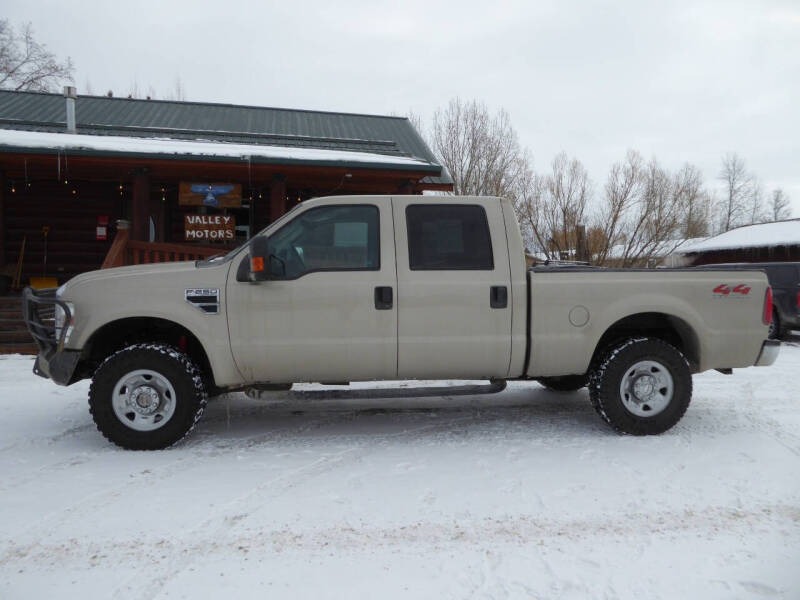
[111,369,177,431]
[619,360,673,417]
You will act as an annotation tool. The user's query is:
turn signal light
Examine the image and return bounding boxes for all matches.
[763,286,773,325]
[251,256,265,273]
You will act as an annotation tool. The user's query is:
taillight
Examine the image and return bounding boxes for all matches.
[763,286,773,325]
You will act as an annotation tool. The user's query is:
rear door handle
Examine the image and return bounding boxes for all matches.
[490,285,508,309]
[374,286,393,310]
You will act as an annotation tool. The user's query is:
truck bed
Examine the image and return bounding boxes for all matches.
[525,267,770,377]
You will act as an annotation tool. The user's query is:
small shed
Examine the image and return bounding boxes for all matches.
[671,219,800,266]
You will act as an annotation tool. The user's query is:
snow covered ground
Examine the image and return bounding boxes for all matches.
[1,340,799,600]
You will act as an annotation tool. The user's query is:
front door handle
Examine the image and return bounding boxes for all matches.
[374,286,393,310]
[490,285,508,309]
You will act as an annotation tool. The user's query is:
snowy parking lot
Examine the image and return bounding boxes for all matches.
[1,339,799,600]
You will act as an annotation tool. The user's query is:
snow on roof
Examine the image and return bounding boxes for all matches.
[0,129,433,169]
[677,220,800,254]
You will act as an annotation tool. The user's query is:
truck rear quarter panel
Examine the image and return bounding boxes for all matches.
[526,269,770,377]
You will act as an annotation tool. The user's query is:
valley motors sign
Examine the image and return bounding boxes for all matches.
[184,214,235,241]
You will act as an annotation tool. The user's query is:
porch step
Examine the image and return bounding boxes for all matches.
[0,296,33,354]
[0,329,35,344]
[0,297,22,310]
[0,309,24,320]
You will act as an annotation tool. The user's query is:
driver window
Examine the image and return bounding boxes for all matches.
[267,205,380,279]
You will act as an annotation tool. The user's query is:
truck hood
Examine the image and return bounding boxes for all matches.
[59,261,209,295]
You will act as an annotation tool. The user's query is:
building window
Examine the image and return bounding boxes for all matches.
[406,204,494,270]
[267,205,380,279]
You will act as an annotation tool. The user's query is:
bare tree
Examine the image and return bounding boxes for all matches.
[594,150,644,265]
[594,153,688,267]
[431,98,529,199]
[673,164,710,238]
[512,166,549,256]
[769,188,792,221]
[541,152,591,258]
[717,152,753,232]
[0,20,73,91]
[127,78,141,99]
[511,153,593,261]
[164,76,186,101]
[745,179,766,225]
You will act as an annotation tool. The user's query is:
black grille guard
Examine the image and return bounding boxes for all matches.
[22,287,72,354]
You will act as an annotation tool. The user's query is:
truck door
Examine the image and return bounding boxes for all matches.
[225,199,397,383]
[392,197,513,379]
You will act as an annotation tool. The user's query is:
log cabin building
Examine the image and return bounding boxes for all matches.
[0,88,452,287]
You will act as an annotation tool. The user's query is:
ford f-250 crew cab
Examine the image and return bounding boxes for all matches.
[23,195,780,449]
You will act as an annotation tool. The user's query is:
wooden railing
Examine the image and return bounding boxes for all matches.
[102,220,226,269]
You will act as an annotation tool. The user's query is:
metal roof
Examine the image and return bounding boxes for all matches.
[0,90,452,185]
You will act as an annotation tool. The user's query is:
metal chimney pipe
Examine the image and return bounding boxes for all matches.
[64,86,77,133]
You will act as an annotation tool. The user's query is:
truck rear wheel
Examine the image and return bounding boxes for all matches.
[589,337,691,435]
[89,343,208,450]
[536,375,588,392]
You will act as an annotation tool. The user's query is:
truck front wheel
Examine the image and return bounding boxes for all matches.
[89,343,208,450]
[589,337,692,435]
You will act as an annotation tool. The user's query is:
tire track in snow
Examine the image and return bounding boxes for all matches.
[110,414,481,600]
[5,406,382,539]
[3,503,798,569]
[7,400,492,547]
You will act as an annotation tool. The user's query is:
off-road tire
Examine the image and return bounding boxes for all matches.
[536,375,588,392]
[89,343,207,450]
[589,337,692,435]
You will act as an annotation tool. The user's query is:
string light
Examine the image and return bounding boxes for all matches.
[72,189,77,195]
[10,181,16,193]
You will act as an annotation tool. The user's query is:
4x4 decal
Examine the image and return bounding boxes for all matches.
[713,284,751,297]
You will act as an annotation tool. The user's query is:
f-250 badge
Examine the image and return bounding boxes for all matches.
[185,288,220,314]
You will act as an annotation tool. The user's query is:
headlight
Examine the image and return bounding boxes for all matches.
[54,301,75,343]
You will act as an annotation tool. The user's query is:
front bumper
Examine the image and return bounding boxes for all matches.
[755,339,780,367]
[22,287,80,386]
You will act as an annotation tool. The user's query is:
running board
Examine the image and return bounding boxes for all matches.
[245,380,507,401]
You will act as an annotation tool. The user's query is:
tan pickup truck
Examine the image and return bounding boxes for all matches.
[23,195,779,449]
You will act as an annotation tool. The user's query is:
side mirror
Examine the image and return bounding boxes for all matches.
[249,236,270,282]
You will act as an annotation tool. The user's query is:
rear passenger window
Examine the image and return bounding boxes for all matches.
[406,204,494,270]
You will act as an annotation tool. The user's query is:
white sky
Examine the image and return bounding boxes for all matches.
[4,0,800,215]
